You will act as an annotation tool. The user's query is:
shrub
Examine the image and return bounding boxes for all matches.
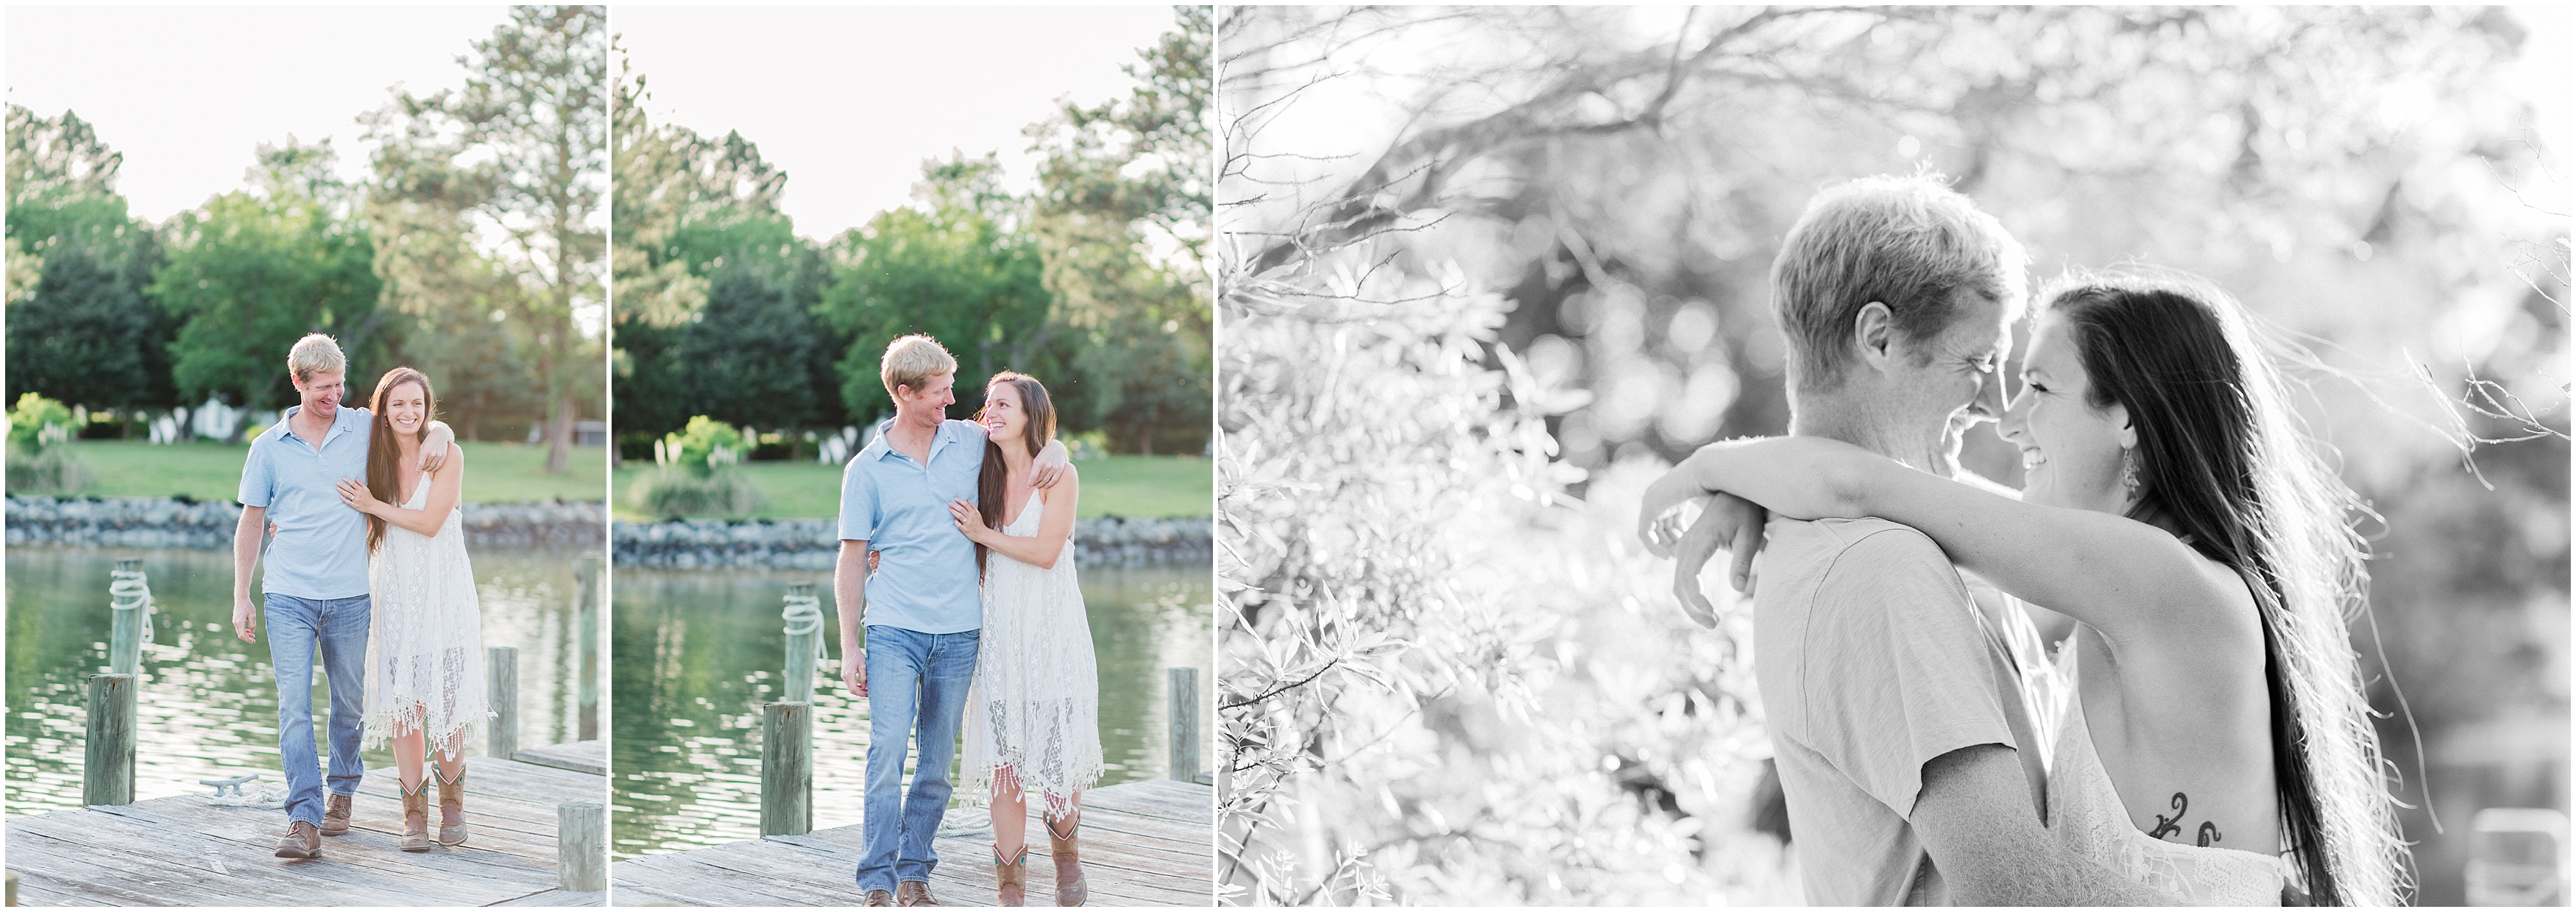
[629,467,765,518]
[1219,258,1776,904]
[631,416,764,517]
[659,416,749,478]
[6,393,93,495]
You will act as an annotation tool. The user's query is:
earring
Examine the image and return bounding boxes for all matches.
[2119,448,2142,506]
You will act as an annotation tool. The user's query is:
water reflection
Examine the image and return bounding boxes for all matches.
[611,563,1214,859]
[6,545,598,814]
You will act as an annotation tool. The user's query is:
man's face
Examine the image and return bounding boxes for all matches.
[1882,288,2011,458]
[894,371,957,427]
[292,370,346,419]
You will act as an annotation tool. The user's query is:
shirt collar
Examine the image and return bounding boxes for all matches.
[865,417,964,463]
[275,405,364,447]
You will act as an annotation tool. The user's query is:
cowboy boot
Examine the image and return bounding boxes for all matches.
[434,760,470,847]
[1045,813,1087,907]
[400,776,434,852]
[994,844,1030,907]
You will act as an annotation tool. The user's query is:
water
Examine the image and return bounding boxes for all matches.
[610,562,1213,859]
[5,545,600,814]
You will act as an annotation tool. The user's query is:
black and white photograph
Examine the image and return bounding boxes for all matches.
[1217,6,2568,905]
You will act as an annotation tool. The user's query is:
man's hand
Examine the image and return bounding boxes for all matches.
[420,421,455,473]
[233,594,260,643]
[841,650,868,697]
[1030,438,1072,488]
[1669,492,1767,626]
[868,550,882,574]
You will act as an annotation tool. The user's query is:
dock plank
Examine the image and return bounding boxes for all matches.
[611,780,1211,906]
[516,740,608,777]
[4,753,606,906]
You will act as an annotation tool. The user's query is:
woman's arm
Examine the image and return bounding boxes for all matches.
[339,444,466,537]
[1646,436,2243,647]
[948,468,1081,569]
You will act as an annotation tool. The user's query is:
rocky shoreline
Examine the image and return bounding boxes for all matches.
[612,515,1212,570]
[4,496,606,551]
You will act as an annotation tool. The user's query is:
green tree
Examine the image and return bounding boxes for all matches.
[1027,6,1213,453]
[815,153,1058,424]
[10,244,177,411]
[152,141,382,419]
[372,4,607,472]
[5,105,176,414]
[611,52,841,447]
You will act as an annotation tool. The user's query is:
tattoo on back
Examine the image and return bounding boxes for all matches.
[2145,792,2223,846]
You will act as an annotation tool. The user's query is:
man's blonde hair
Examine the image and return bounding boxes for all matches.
[1770,174,2027,392]
[288,333,347,383]
[880,334,958,400]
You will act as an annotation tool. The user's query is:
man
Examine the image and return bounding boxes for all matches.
[835,335,1065,907]
[232,333,448,860]
[1654,177,2162,904]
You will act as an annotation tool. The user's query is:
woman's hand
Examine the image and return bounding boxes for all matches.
[1669,492,1768,627]
[336,478,386,517]
[947,498,991,543]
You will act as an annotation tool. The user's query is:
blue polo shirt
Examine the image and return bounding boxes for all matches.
[238,404,376,600]
[838,418,989,634]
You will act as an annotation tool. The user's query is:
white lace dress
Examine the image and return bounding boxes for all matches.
[361,473,488,755]
[2049,684,2288,905]
[961,490,1103,818]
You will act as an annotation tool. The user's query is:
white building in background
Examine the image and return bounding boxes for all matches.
[188,398,238,442]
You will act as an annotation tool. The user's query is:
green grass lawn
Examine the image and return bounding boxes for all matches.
[611,455,1212,522]
[35,439,607,503]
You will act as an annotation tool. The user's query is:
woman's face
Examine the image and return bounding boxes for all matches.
[981,382,1025,442]
[1998,311,2134,513]
[385,380,428,439]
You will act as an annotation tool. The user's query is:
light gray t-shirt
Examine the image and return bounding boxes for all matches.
[1752,516,2042,905]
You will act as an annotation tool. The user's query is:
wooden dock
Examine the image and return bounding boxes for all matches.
[610,778,1213,906]
[3,755,606,907]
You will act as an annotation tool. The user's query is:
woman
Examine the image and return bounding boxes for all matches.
[1638,272,2405,905]
[947,372,1102,907]
[336,367,485,854]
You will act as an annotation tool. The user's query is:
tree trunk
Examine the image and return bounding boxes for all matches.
[546,390,573,474]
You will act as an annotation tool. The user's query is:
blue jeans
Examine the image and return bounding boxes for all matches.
[266,593,370,827]
[854,625,980,894]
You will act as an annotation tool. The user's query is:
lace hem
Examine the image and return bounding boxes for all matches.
[359,701,492,755]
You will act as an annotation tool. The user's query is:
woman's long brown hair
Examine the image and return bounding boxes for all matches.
[364,367,438,554]
[2048,272,2405,904]
[973,371,1055,575]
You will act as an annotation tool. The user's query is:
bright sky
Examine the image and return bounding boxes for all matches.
[615,5,1178,240]
[5,6,515,224]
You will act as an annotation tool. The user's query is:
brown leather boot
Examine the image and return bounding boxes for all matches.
[862,889,896,906]
[896,881,940,906]
[1045,813,1086,907]
[400,776,434,852]
[320,792,353,836]
[434,761,469,847]
[274,819,322,859]
[995,844,1030,907]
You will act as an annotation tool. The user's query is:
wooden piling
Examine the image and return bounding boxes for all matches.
[107,558,148,676]
[782,582,821,704]
[82,674,136,806]
[557,801,607,891]
[487,645,520,762]
[761,701,813,837]
[576,555,601,743]
[1168,667,1200,784]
